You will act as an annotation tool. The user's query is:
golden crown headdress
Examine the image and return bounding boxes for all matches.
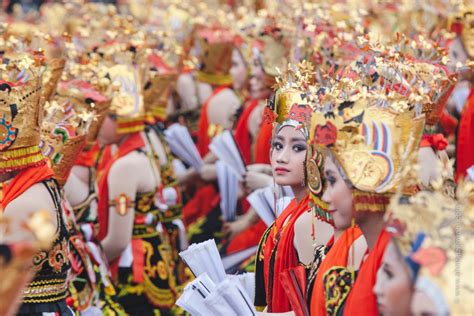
[40,85,98,186]
[55,79,110,149]
[107,64,145,134]
[0,52,45,173]
[310,52,429,209]
[386,179,474,315]
[195,27,235,85]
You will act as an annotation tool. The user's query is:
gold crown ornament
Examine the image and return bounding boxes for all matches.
[42,58,66,103]
[40,97,91,187]
[458,6,474,59]
[310,54,431,212]
[195,27,235,85]
[55,79,110,149]
[268,61,330,221]
[0,53,46,173]
[385,179,474,315]
[107,64,146,134]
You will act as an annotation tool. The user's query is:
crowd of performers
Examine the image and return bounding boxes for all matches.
[0,1,473,315]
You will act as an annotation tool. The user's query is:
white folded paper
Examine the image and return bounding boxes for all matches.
[179,239,226,283]
[203,278,257,316]
[247,186,294,226]
[164,123,203,170]
[209,130,246,179]
[227,272,256,303]
[216,161,239,222]
[176,273,216,316]
[177,274,257,315]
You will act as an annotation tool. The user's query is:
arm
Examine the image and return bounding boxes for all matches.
[101,158,138,261]
[223,207,260,239]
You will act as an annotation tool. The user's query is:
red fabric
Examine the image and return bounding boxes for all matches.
[310,227,363,316]
[1,162,54,210]
[226,220,267,254]
[420,134,448,151]
[439,111,457,136]
[234,99,260,165]
[263,196,310,312]
[456,88,474,181]
[131,238,145,283]
[196,86,230,157]
[97,133,145,240]
[75,143,100,167]
[343,229,391,316]
[254,114,272,164]
[182,184,220,226]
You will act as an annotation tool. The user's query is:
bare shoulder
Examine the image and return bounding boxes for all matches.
[109,151,147,175]
[4,182,57,222]
[211,88,239,104]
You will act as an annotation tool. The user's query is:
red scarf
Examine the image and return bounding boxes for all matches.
[263,195,310,312]
[254,115,272,164]
[343,229,391,316]
[1,162,54,210]
[234,98,260,165]
[196,85,230,157]
[75,143,100,167]
[310,227,363,316]
[97,133,145,240]
[456,87,474,181]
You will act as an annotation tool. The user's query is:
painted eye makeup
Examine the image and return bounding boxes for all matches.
[292,144,307,152]
[272,140,283,150]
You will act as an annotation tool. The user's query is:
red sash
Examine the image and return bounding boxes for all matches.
[263,195,310,312]
[254,114,272,164]
[234,99,260,165]
[456,87,474,181]
[75,143,100,167]
[310,227,362,316]
[97,133,145,240]
[343,229,391,316]
[196,85,230,157]
[1,162,54,210]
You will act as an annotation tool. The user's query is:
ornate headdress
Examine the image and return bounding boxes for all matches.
[39,83,99,186]
[268,61,330,222]
[311,52,429,211]
[385,179,474,315]
[0,53,45,173]
[451,5,474,59]
[195,27,235,85]
[107,64,146,134]
[141,52,178,122]
[55,79,110,149]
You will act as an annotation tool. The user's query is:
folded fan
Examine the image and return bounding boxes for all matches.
[227,272,256,303]
[216,161,239,222]
[247,186,294,226]
[203,278,257,316]
[176,273,216,316]
[164,123,203,170]
[179,239,226,283]
[209,130,246,179]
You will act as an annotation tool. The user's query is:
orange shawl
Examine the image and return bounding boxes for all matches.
[97,133,145,240]
[234,98,260,165]
[456,87,474,181]
[196,85,230,157]
[343,229,391,316]
[1,162,54,210]
[263,195,310,312]
[310,227,363,316]
[75,143,100,168]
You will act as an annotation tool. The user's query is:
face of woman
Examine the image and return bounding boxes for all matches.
[270,125,307,187]
[249,56,271,100]
[373,241,413,316]
[230,49,247,92]
[322,157,353,230]
[98,115,120,146]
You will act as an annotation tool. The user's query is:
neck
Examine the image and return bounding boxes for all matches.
[334,228,344,241]
[357,212,385,251]
[291,185,306,203]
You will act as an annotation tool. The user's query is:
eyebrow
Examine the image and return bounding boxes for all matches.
[291,137,306,142]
